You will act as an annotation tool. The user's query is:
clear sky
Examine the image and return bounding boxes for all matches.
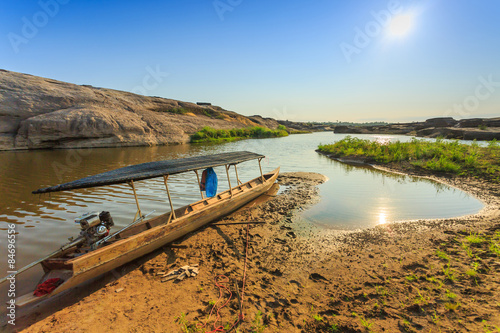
[1,0,499,122]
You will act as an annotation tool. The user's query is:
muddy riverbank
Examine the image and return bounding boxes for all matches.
[9,169,500,332]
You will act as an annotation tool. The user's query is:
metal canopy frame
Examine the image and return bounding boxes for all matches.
[225,165,233,196]
[163,175,176,224]
[128,180,143,222]
[151,157,267,223]
[193,170,204,199]
[33,151,265,194]
[258,158,264,181]
[44,152,267,225]
[120,154,267,224]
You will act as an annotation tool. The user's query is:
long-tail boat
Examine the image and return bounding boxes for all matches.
[1,151,279,306]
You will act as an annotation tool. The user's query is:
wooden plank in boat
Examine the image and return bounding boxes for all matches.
[16,269,73,306]
[16,293,48,307]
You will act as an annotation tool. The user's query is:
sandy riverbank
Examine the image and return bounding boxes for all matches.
[9,167,500,332]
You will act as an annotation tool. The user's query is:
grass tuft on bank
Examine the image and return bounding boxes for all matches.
[317,136,500,182]
[306,225,500,332]
[191,125,288,143]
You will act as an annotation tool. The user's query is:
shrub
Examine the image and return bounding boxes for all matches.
[190,126,288,143]
[317,136,500,181]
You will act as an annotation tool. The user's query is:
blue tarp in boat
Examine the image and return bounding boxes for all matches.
[204,167,218,197]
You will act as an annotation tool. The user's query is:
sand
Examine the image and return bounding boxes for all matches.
[8,167,500,332]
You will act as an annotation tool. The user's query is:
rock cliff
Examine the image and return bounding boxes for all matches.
[0,70,279,150]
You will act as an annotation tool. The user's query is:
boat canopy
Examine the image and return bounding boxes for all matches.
[33,151,265,194]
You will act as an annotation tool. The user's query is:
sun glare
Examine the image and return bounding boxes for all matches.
[378,212,387,225]
[388,14,413,37]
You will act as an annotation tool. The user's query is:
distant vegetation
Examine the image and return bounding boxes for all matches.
[153,106,190,114]
[288,129,311,134]
[318,136,500,182]
[191,125,288,143]
[169,107,189,115]
[315,121,390,127]
[154,106,227,119]
[201,109,226,119]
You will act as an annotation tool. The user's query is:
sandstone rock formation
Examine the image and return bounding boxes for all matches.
[333,117,500,141]
[0,70,279,150]
[277,120,333,132]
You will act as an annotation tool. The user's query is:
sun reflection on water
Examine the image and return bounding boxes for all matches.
[374,136,393,145]
[378,211,387,225]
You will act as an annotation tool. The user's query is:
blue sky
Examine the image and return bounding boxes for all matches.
[1,0,499,122]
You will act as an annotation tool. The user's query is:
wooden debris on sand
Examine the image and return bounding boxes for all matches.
[161,264,199,282]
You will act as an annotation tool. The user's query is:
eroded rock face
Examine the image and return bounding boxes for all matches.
[423,117,458,128]
[15,106,160,149]
[0,70,279,150]
[331,117,500,141]
[455,118,500,128]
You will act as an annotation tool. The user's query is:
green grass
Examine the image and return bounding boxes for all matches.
[313,314,324,322]
[443,264,458,282]
[414,289,430,305]
[445,290,457,299]
[169,107,190,114]
[375,285,388,297]
[317,136,500,182]
[191,126,288,143]
[436,250,450,261]
[489,241,500,257]
[352,312,373,330]
[251,311,267,333]
[330,323,339,332]
[405,274,418,282]
[200,109,226,119]
[444,302,461,311]
[466,269,477,277]
[311,225,500,332]
[482,319,500,333]
[461,242,474,257]
[175,313,200,333]
[465,232,486,245]
[154,106,191,114]
[289,129,312,134]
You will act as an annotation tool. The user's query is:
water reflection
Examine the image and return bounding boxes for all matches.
[0,132,485,296]
[301,148,479,230]
[378,211,387,225]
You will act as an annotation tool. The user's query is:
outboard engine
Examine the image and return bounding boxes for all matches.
[75,211,114,246]
[99,211,114,228]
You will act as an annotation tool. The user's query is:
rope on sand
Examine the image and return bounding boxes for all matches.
[201,224,251,333]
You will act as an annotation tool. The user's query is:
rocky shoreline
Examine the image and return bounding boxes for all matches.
[334,116,500,141]
[3,69,498,151]
[0,70,279,151]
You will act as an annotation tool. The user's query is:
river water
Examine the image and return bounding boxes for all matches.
[0,132,484,296]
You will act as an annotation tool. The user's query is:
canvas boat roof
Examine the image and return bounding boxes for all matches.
[33,151,265,194]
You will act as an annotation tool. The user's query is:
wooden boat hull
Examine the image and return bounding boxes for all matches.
[17,168,279,306]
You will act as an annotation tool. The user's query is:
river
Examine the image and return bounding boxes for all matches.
[0,132,484,296]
